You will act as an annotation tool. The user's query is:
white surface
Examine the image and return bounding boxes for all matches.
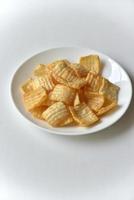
[0,0,134,199]
[11,47,132,135]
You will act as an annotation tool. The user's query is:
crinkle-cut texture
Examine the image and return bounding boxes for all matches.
[20,79,34,94]
[33,64,52,76]
[99,79,120,101]
[52,73,87,89]
[69,103,99,126]
[23,87,47,111]
[49,84,76,105]
[33,75,55,92]
[30,106,47,119]
[60,116,74,126]
[70,63,88,77]
[42,102,71,127]
[47,59,71,69]
[80,55,101,74]
[52,62,78,82]
[97,101,117,116]
[86,73,103,92]
[84,91,104,111]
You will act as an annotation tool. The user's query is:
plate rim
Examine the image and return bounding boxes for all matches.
[10,46,133,136]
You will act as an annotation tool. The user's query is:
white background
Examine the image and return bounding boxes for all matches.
[0,0,134,199]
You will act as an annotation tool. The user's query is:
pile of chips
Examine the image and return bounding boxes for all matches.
[20,55,120,127]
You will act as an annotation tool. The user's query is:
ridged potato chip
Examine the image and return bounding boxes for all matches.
[50,84,76,105]
[33,64,51,76]
[60,116,74,126]
[84,91,104,111]
[52,62,77,82]
[86,73,103,92]
[42,102,70,126]
[69,103,99,126]
[20,79,34,94]
[30,106,47,119]
[70,63,88,77]
[97,101,117,116]
[74,93,81,106]
[99,79,120,101]
[80,55,101,74]
[23,87,47,111]
[33,75,55,92]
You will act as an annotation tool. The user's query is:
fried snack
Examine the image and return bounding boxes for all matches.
[69,103,99,126]
[86,73,103,92]
[33,64,51,77]
[33,75,55,92]
[20,79,34,94]
[84,91,104,112]
[30,106,47,119]
[97,101,117,116]
[99,79,120,101]
[60,116,74,126]
[74,93,81,106]
[52,62,77,82]
[50,84,76,105]
[42,102,71,126]
[70,63,88,77]
[23,87,47,111]
[80,55,101,74]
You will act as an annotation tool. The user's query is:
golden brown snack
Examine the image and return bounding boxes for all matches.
[42,102,71,126]
[80,55,101,74]
[23,87,47,111]
[69,103,99,126]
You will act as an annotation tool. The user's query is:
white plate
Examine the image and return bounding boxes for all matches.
[11,47,132,135]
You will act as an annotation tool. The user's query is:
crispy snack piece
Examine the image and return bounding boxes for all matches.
[52,74,87,89]
[42,102,71,126]
[33,75,55,92]
[80,55,101,74]
[20,79,34,94]
[97,101,117,116]
[30,106,47,119]
[74,93,81,106]
[70,63,88,77]
[23,87,47,111]
[99,79,120,101]
[50,84,76,105]
[86,73,103,92]
[84,91,104,112]
[52,62,77,82]
[60,116,74,126]
[69,103,99,126]
[33,64,49,76]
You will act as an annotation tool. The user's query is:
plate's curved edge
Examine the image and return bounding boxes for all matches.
[10,46,133,136]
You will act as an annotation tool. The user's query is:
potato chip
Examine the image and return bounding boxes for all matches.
[33,75,55,92]
[70,63,88,77]
[60,116,74,126]
[23,87,47,111]
[74,93,81,106]
[99,79,120,101]
[30,106,47,119]
[67,78,87,89]
[20,79,34,94]
[42,102,70,126]
[84,91,104,111]
[33,64,51,76]
[50,84,76,105]
[52,62,77,82]
[69,103,99,126]
[86,73,103,92]
[80,55,101,74]
[97,101,117,116]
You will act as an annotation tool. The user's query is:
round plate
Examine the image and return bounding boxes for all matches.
[11,47,132,135]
